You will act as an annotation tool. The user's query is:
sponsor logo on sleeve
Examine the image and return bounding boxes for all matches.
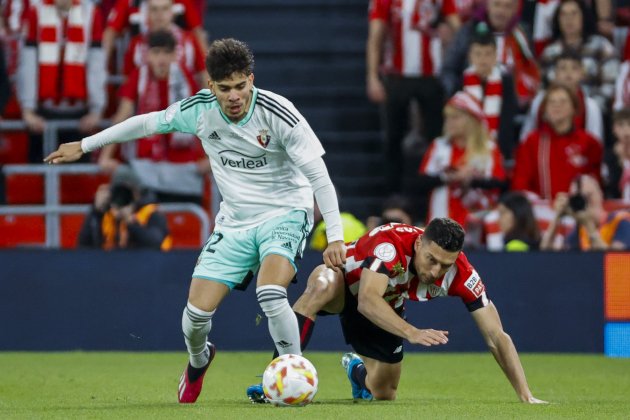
[374,243,396,262]
[464,271,484,297]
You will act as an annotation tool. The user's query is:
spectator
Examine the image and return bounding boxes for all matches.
[366,0,458,193]
[496,191,541,251]
[441,0,541,106]
[103,0,207,60]
[540,174,630,250]
[78,166,172,250]
[365,193,415,231]
[521,48,603,143]
[17,0,106,162]
[606,108,630,199]
[418,91,507,227]
[614,58,630,111]
[460,24,518,159]
[539,0,619,111]
[122,0,206,84]
[512,84,602,199]
[98,30,207,204]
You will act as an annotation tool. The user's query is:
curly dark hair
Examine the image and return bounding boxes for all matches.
[205,38,255,81]
[422,218,465,252]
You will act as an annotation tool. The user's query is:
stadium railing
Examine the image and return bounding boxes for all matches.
[1,164,210,248]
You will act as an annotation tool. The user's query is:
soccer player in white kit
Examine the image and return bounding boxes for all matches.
[45,38,347,403]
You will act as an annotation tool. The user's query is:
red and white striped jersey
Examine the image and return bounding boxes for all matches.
[344,223,489,312]
[368,0,457,76]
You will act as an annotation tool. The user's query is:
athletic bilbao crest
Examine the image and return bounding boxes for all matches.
[257,129,271,148]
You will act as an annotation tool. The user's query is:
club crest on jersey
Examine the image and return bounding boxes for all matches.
[257,129,271,148]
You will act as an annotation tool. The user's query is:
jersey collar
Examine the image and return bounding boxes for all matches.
[217,87,258,127]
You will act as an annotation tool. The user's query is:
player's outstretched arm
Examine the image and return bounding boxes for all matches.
[357,270,449,346]
[471,302,548,404]
[44,113,161,164]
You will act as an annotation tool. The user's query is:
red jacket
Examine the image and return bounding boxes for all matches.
[512,125,602,199]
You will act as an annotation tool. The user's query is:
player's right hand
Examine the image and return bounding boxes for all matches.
[323,240,346,271]
[522,396,548,404]
[407,328,449,346]
[44,141,84,164]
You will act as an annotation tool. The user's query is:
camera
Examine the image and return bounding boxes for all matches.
[568,193,587,212]
[568,175,587,212]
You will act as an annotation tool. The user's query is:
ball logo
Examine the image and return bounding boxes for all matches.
[374,243,396,262]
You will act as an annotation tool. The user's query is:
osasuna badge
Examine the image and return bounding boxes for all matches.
[257,129,271,148]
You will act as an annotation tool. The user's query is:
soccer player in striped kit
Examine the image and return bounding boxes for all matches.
[248,218,546,404]
[45,38,346,403]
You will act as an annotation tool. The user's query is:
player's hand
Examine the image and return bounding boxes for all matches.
[407,328,449,346]
[44,141,84,164]
[522,396,548,404]
[323,240,346,271]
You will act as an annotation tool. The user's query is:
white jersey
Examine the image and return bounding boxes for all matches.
[153,87,325,230]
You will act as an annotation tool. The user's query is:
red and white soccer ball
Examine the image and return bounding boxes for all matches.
[262,354,318,407]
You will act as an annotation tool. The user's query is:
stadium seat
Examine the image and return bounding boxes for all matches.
[166,211,203,249]
[60,213,86,248]
[0,215,46,247]
[0,131,29,164]
[60,174,110,204]
[5,173,45,204]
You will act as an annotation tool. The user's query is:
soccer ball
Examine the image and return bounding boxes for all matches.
[262,354,318,406]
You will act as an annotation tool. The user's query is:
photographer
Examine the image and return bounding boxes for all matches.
[540,175,630,251]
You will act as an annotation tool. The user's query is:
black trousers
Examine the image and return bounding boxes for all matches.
[382,75,445,193]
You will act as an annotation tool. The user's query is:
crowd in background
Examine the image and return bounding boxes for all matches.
[0,0,629,252]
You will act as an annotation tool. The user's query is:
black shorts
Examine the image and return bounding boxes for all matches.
[339,284,405,364]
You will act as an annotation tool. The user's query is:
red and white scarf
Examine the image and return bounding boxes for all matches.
[37,0,92,101]
[123,63,196,162]
[462,65,502,139]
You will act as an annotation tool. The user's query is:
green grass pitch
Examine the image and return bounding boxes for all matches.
[1,352,629,419]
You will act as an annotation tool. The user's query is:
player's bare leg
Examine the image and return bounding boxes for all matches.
[292,264,345,319]
[361,355,402,400]
[179,278,230,403]
[256,254,301,356]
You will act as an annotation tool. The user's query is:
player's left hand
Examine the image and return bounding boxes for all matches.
[323,240,346,271]
[522,396,548,404]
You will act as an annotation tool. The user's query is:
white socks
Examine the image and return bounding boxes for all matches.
[182,302,214,368]
[256,285,301,356]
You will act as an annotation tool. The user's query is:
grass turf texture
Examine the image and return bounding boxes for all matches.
[1,352,629,419]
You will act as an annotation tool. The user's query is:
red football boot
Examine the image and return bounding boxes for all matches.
[178,342,216,403]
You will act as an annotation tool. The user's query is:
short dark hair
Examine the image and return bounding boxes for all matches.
[205,38,254,81]
[554,48,582,67]
[147,30,176,51]
[613,108,630,125]
[469,22,496,49]
[422,218,465,252]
